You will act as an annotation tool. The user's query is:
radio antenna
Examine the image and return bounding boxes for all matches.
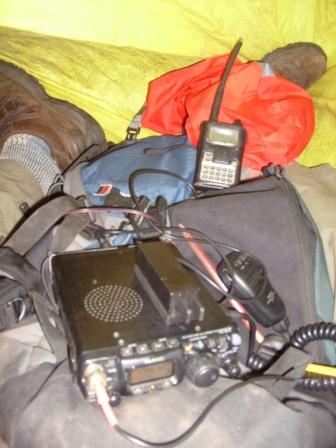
[209,39,243,122]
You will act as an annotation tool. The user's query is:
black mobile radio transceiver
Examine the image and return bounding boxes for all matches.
[194,39,246,190]
[51,242,240,405]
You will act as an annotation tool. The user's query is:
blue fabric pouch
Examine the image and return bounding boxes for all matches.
[81,134,196,206]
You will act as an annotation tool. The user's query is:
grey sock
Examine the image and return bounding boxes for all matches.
[0,134,62,195]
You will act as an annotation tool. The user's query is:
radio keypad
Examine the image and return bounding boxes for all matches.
[200,152,236,186]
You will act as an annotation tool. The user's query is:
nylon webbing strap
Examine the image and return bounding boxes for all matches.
[0,247,43,292]
[50,213,91,253]
[0,247,44,330]
[126,103,146,140]
[30,290,67,361]
[3,196,82,256]
[63,143,109,173]
[0,278,32,330]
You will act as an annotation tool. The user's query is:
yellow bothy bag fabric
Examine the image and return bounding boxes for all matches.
[0,0,335,167]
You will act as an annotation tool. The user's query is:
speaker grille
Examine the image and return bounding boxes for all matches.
[84,285,143,323]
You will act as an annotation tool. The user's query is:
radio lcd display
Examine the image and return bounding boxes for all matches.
[129,361,174,385]
[208,126,239,145]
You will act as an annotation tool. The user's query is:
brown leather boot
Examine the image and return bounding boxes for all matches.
[0,61,107,170]
[260,42,327,89]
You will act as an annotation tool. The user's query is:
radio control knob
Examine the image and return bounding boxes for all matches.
[216,335,229,351]
[167,338,179,348]
[207,338,217,349]
[108,391,121,407]
[186,354,219,387]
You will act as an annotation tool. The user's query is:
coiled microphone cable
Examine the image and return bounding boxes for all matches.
[290,322,336,349]
[247,322,336,392]
[291,322,336,392]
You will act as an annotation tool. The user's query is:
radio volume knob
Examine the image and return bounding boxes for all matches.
[186,354,219,387]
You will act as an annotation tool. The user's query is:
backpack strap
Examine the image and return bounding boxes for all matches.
[63,143,113,174]
[0,195,87,343]
[126,103,146,140]
[49,213,91,253]
[62,104,146,176]
[0,247,66,360]
[3,195,83,256]
[0,247,42,330]
[30,289,67,361]
[0,279,32,330]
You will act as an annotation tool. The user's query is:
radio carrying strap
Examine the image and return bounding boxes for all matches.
[0,247,41,331]
[126,103,146,140]
[4,195,84,256]
[0,195,86,347]
[0,247,66,359]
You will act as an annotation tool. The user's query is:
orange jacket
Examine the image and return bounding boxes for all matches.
[141,55,314,170]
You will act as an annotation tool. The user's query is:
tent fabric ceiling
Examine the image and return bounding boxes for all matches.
[0,0,335,168]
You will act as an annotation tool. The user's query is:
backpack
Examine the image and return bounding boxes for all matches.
[64,134,196,207]
[61,131,335,364]
[1,153,334,360]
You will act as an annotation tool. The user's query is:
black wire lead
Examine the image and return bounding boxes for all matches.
[114,374,296,448]
[128,168,198,207]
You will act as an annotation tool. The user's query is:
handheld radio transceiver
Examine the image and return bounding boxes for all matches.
[194,39,246,190]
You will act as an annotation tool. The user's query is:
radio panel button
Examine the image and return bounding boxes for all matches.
[120,347,133,357]
[133,387,143,395]
[206,338,217,349]
[104,359,117,368]
[136,343,150,354]
[231,333,242,346]
[166,338,180,348]
[151,341,166,351]
[216,335,229,350]
[194,339,205,350]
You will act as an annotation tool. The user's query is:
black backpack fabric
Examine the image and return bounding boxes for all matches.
[169,173,335,363]
[0,173,335,448]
